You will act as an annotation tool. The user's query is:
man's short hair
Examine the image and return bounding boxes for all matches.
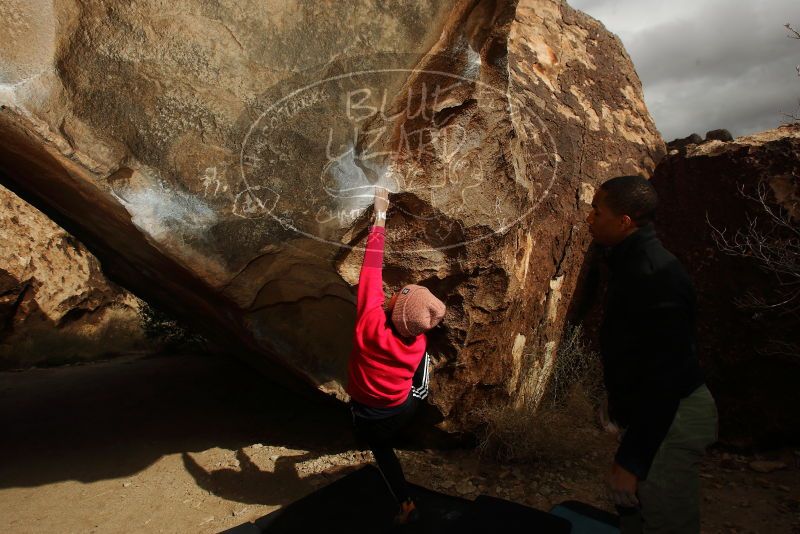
[599,175,659,226]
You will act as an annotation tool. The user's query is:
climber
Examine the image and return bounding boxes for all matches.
[346,185,446,526]
[585,175,718,534]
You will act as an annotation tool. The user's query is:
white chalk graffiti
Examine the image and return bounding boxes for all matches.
[200,166,229,198]
[237,67,559,252]
[232,185,280,220]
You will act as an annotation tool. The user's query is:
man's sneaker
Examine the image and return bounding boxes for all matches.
[393,499,420,525]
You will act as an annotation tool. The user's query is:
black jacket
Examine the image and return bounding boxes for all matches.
[600,222,705,480]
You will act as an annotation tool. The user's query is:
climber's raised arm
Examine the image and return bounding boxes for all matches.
[356,186,390,318]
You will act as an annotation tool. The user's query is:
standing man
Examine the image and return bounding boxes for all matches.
[586,175,718,533]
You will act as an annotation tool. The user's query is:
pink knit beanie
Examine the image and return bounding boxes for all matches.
[391,284,446,338]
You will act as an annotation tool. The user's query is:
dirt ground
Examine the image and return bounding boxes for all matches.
[0,352,797,533]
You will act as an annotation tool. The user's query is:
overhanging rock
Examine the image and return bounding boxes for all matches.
[0,0,664,432]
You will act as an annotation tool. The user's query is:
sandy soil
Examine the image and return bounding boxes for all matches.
[0,352,797,533]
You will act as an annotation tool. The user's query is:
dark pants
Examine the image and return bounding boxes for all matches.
[620,384,718,534]
[351,398,419,504]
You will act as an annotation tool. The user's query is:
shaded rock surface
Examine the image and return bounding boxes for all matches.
[0,0,663,431]
[0,183,147,369]
[651,124,800,446]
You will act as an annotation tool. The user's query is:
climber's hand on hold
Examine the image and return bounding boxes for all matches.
[373,186,389,227]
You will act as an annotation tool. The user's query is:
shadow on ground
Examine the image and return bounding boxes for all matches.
[181,448,346,506]
[0,351,355,495]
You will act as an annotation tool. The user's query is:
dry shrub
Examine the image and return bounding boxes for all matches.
[784,23,799,123]
[709,179,800,315]
[547,324,604,408]
[476,324,605,464]
[138,301,209,352]
[708,178,800,357]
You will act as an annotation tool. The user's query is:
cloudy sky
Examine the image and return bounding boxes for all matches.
[568,0,800,141]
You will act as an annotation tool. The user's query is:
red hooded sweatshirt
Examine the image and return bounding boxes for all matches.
[346,225,427,407]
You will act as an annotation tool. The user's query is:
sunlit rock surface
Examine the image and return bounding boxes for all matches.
[0,0,663,431]
[0,182,146,369]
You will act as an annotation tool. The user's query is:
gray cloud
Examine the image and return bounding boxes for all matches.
[568,0,800,140]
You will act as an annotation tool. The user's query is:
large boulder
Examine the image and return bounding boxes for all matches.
[651,124,800,446]
[0,0,663,431]
[0,183,147,369]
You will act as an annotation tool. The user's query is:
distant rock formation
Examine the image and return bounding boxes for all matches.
[667,133,704,151]
[668,129,734,153]
[705,128,733,142]
[0,183,147,369]
[652,124,800,446]
[0,0,663,430]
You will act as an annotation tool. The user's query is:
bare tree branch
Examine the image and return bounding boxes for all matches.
[786,24,800,122]
[757,339,800,360]
[707,179,800,317]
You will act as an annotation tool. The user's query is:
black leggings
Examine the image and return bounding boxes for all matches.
[352,399,419,504]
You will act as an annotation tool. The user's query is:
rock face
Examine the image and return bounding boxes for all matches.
[0,0,663,431]
[0,183,146,369]
[651,124,800,445]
